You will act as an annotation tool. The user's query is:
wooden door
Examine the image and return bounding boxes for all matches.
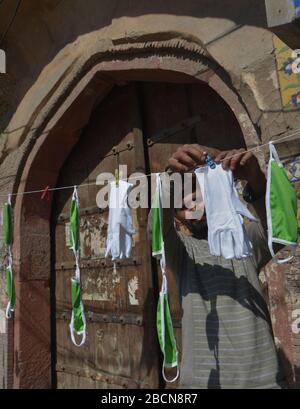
[51,81,245,389]
[52,83,160,389]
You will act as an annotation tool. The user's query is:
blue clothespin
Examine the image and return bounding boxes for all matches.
[204,152,216,169]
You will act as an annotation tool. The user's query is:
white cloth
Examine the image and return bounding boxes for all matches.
[105,180,135,260]
[195,164,257,259]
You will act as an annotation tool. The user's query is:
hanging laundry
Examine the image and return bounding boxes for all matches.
[2,195,15,319]
[195,164,257,260]
[266,142,298,263]
[105,180,135,260]
[68,187,86,347]
[151,173,179,383]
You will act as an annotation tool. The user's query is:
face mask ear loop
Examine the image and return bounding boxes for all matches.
[162,354,180,383]
[272,247,296,264]
[269,142,283,167]
[69,300,87,347]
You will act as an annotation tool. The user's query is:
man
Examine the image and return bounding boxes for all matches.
[159,144,286,389]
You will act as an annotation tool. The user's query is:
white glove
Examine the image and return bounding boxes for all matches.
[195,164,257,259]
[105,180,135,260]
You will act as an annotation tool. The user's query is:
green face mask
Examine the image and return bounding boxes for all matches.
[70,277,86,347]
[69,187,86,347]
[266,143,298,263]
[152,174,179,383]
[69,193,79,252]
[3,197,15,319]
[6,265,16,317]
[156,275,179,380]
[151,188,163,257]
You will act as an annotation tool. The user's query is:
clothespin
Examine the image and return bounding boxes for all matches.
[114,150,122,187]
[204,152,216,169]
[41,185,50,201]
[114,168,123,187]
[115,168,120,187]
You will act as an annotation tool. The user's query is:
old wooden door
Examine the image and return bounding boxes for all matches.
[52,81,245,389]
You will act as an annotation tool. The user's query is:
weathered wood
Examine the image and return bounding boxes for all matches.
[53,83,160,389]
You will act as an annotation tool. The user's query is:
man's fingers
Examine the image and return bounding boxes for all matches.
[182,145,206,164]
[168,157,189,173]
[240,151,254,165]
[221,150,239,170]
[173,150,196,168]
[168,144,223,173]
[215,151,229,164]
[228,149,246,170]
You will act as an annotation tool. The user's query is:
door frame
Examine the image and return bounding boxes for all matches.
[11,43,261,389]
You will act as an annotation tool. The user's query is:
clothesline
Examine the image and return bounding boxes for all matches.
[1,130,300,199]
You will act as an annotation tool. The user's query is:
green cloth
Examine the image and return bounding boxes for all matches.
[69,188,86,347]
[3,200,15,318]
[268,160,298,244]
[151,190,163,256]
[266,143,298,263]
[6,265,15,312]
[157,291,178,368]
[69,197,79,251]
[71,278,85,334]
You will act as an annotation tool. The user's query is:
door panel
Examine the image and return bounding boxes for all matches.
[52,83,159,389]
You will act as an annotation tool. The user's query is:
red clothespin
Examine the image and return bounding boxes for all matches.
[41,185,50,201]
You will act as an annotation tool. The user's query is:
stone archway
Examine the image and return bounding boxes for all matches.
[11,40,261,389]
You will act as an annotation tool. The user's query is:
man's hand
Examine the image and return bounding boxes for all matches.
[167,144,220,174]
[215,148,266,197]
